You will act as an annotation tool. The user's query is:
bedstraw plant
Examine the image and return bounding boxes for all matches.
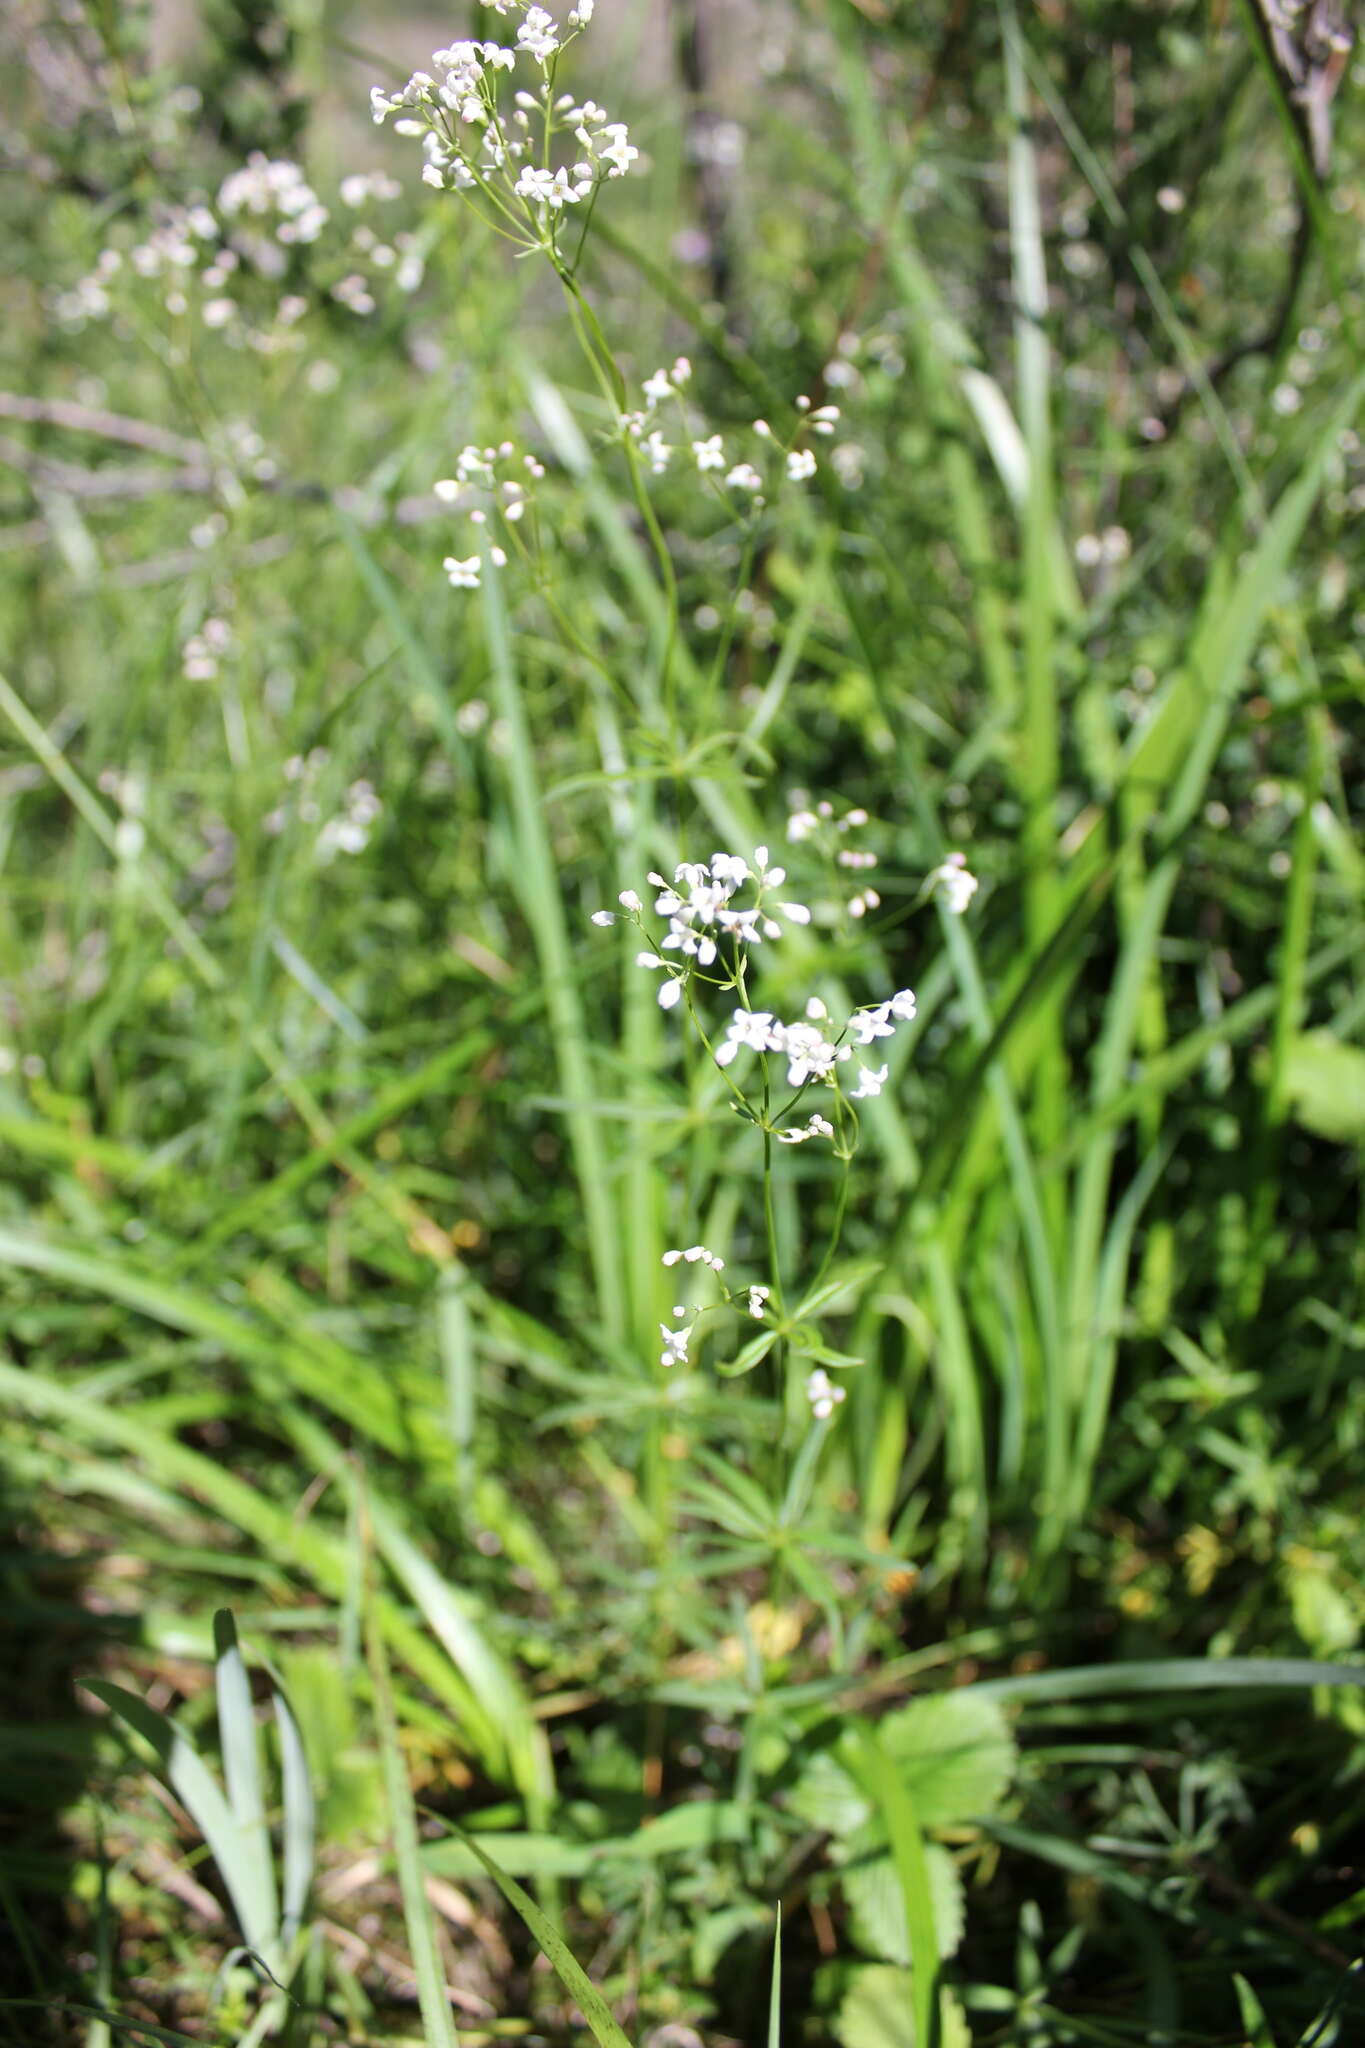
[3,0,1365,2043]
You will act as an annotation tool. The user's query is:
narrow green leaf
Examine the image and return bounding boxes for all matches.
[83,1681,275,1963]
[447,1826,634,2048]
[368,1611,462,2048]
[212,1612,279,1950]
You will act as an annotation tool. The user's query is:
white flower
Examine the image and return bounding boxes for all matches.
[848,1003,896,1047]
[643,367,674,405]
[515,164,592,209]
[671,357,692,385]
[849,1063,889,1100]
[591,910,615,926]
[658,976,684,1011]
[692,434,726,472]
[890,988,917,1021]
[787,448,817,482]
[714,1010,780,1068]
[660,1319,690,1369]
[806,1368,846,1420]
[726,462,763,491]
[930,852,979,914]
[568,0,594,21]
[618,889,642,912]
[643,429,672,474]
[745,1285,771,1319]
[600,123,638,177]
[776,1021,842,1086]
[662,1244,724,1272]
[443,555,481,589]
[777,1114,834,1145]
[517,7,561,62]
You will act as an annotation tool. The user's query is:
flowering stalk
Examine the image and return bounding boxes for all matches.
[370,0,981,1555]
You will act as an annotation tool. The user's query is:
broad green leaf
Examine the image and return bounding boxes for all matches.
[836,1967,972,2048]
[844,1846,965,1965]
[1280,1030,1365,1142]
[878,1694,1018,1826]
[786,1748,871,1836]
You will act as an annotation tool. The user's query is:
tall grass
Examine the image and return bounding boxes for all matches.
[2,1,1364,2043]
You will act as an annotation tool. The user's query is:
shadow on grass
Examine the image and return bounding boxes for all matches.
[0,1455,134,2046]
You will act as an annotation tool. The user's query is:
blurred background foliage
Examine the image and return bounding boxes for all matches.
[1,0,1364,2042]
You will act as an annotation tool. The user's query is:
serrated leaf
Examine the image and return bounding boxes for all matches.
[844,1845,965,1964]
[836,1966,972,2048]
[878,1693,1017,1826]
[1282,1030,1365,1142]
[786,1747,870,1835]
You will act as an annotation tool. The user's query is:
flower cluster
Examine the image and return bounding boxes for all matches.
[806,1368,847,1420]
[181,616,233,683]
[786,797,881,919]
[52,157,422,350]
[929,851,980,915]
[619,362,841,501]
[369,6,638,254]
[435,441,548,588]
[594,848,811,1009]
[715,990,916,1101]
[655,1247,772,1370]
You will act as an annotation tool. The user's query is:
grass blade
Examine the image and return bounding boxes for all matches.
[367,1605,462,2048]
[446,1826,634,2048]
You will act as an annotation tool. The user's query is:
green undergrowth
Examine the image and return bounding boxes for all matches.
[1,1,1364,2043]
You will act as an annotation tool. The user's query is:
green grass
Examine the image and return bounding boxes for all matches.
[2,2,1364,2044]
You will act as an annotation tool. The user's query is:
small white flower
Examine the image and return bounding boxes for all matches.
[618,889,642,912]
[591,910,615,926]
[443,555,481,589]
[849,1063,889,1100]
[600,123,638,177]
[643,367,674,405]
[660,1319,690,1368]
[643,429,672,474]
[515,164,592,209]
[776,1114,834,1145]
[692,434,726,472]
[745,1285,771,1320]
[715,1010,779,1068]
[662,1244,724,1272]
[671,356,692,385]
[806,1367,846,1420]
[517,6,561,63]
[787,448,817,482]
[658,976,684,1011]
[930,852,979,914]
